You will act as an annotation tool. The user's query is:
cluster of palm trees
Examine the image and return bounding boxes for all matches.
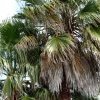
[0,0,100,100]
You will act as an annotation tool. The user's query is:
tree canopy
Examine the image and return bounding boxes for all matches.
[0,0,100,100]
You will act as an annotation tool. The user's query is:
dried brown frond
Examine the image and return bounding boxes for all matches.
[40,36,100,96]
[15,36,38,65]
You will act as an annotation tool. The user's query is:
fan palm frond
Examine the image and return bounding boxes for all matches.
[87,24,100,39]
[79,0,100,23]
[15,36,37,51]
[0,20,24,49]
[86,25,100,52]
[15,35,39,66]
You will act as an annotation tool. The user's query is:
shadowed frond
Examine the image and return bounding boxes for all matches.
[15,36,37,51]
[15,35,39,65]
[85,25,100,51]
[0,20,25,50]
[87,24,100,39]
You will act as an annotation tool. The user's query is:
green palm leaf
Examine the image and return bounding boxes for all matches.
[0,21,24,48]
[45,34,73,53]
[79,0,100,23]
[3,77,13,97]
[87,24,100,38]
[22,95,35,100]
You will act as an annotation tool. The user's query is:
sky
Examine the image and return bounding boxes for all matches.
[0,0,20,23]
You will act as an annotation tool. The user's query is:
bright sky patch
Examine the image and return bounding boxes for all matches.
[0,0,19,23]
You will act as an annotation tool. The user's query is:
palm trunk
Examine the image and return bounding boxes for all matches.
[58,7,72,100]
[59,66,71,100]
[12,90,19,100]
[59,81,71,100]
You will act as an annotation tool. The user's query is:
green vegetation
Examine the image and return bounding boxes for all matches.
[0,0,100,100]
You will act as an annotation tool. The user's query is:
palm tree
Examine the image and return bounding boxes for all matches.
[0,20,56,100]
[0,0,100,100]
[0,20,25,100]
[15,0,100,100]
